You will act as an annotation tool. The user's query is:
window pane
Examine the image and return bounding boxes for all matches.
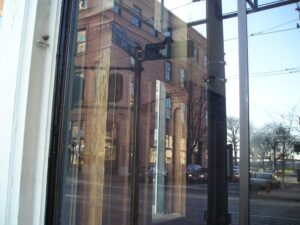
[52,1,209,224]
[248,4,300,225]
[79,0,88,10]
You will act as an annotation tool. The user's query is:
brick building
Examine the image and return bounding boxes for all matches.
[67,0,208,224]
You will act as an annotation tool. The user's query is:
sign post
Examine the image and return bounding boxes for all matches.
[144,38,194,61]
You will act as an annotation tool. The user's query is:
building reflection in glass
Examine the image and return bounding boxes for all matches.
[58,1,208,225]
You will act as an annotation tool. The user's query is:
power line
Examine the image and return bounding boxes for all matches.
[225,18,300,41]
[252,27,299,36]
[169,1,195,11]
[253,67,300,75]
[253,18,298,35]
[227,67,300,79]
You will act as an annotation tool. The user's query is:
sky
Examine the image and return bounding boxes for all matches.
[162,0,300,130]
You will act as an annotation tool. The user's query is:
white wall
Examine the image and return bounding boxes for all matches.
[0,0,62,224]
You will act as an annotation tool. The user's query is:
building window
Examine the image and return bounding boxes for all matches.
[72,73,85,107]
[165,61,171,82]
[130,81,134,106]
[77,29,86,54]
[204,55,208,67]
[112,0,121,14]
[180,68,185,88]
[149,18,158,37]
[164,27,172,37]
[131,6,141,27]
[166,96,171,119]
[150,28,158,36]
[79,0,88,10]
[194,47,199,63]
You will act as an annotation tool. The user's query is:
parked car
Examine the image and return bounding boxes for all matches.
[232,165,240,181]
[250,172,280,190]
[186,164,208,183]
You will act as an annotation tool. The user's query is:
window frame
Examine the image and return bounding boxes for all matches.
[112,0,121,14]
[131,5,142,28]
[166,96,171,119]
[76,28,87,54]
[79,0,88,10]
[179,68,185,88]
[165,61,171,82]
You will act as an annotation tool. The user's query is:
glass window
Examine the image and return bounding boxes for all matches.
[166,96,171,119]
[47,1,300,225]
[112,0,121,14]
[79,0,88,10]
[180,68,185,88]
[76,29,86,54]
[164,27,172,37]
[149,18,157,36]
[131,5,141,27]
[165,61,171,81]
[149,28,157,36]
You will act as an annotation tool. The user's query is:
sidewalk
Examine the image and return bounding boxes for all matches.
[257,176,300,201]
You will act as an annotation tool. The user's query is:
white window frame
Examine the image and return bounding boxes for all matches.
[0,0,62,224]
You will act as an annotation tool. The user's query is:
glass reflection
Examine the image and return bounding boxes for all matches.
[57,1,209,225]
[247,4,300,225]
[52,0,300,225]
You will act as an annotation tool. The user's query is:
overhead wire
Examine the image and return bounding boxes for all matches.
[225,18,299,41]
[169,1,195,11]
[251,18,298,35]
[227,67,300,79]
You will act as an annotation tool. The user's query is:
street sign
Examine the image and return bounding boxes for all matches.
[144,39,194,61]
[111,22,139,58]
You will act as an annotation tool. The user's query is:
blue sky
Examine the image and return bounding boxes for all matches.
[163,1,300,128]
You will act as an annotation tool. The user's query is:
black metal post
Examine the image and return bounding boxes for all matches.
[130,47,143,225]
[206,0,229,224]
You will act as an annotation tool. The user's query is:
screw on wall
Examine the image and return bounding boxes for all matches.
[36,34,50,47]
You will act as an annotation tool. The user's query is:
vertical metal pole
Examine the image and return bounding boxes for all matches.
[130,47,142,225]
[238,1,250,225]
[206,0,229,224]
[154,81,166,214]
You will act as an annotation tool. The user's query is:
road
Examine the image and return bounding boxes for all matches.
[184,182,300,225]
[63,174,300,225]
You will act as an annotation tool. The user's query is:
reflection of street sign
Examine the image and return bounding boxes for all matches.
[144,39,194,61]
[111,22,139,58]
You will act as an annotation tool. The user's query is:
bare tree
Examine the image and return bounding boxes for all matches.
[262,124,281,171]
[274,123,295,188]
[227,116,240,166]
[250,130,270,170]
[187,80,207,165]
[253,121,296,188]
